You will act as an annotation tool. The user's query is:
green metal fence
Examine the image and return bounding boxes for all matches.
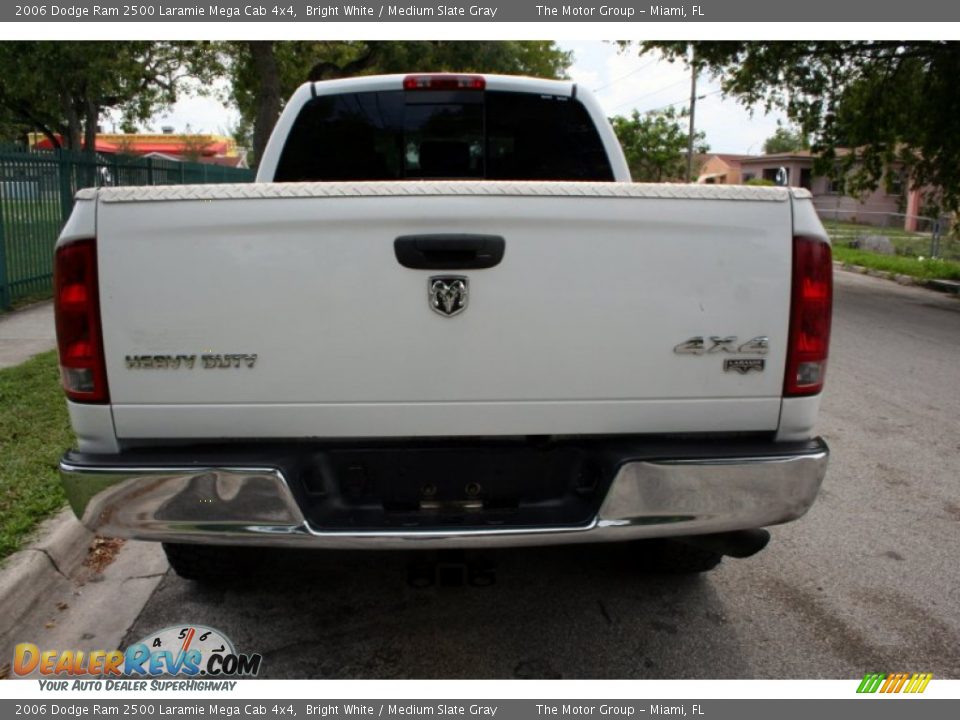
[0,144,254,310]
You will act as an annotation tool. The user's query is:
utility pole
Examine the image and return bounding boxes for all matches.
[686,47,698,183]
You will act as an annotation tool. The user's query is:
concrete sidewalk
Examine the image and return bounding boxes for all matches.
[0,301,55,369]
[0,509,168,666]
[0,299,170,663]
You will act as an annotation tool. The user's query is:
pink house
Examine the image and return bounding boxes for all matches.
[705,150,929,230]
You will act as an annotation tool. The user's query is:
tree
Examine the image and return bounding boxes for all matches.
[610,107,708,182]
[0,42,219,153]
[222,41,573,165]
[763,125,809,154]
[623,42,960,210]
[178,127,214,163]
[0,106,31,145]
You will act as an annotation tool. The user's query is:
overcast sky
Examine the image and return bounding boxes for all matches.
[132,41,788,155]
[566,42,788,154]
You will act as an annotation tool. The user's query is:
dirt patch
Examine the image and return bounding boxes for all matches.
[83,537,125,574]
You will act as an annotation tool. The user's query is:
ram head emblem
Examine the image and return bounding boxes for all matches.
[429,276,469,317]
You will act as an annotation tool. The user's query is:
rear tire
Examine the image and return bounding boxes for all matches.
[162,543,261,582]
[634,539,724,574]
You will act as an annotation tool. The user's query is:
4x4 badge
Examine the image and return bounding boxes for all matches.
[674,336,769,355]
[429,276,468,317]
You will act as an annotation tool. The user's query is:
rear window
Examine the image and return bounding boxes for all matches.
[273,89,614,182]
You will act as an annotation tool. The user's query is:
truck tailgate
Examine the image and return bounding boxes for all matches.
[96,182,793,439]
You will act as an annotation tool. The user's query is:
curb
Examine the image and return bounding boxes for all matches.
[833,261,960,294]
[0,508,93,642]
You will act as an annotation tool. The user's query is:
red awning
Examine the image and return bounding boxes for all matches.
[33,135,230,157]
[34,136,120,153]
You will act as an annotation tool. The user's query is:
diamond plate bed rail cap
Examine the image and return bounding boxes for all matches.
[85,180,808,204]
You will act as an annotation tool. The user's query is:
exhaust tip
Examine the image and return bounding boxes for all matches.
[678,528,771,559]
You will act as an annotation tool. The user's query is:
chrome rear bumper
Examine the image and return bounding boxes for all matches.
[60,439,828,549]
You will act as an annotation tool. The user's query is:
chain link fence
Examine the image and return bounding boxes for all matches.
[0,144,254,310]
[815,207,958,262]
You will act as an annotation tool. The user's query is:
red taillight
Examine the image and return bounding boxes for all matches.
[403,74,486,91]
[54,238,109,403]
[784,235,833,396]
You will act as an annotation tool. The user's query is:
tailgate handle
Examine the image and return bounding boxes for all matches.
[394,234,505,270]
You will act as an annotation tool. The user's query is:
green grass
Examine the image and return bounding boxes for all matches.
[828,226,955,260]
[824,218,960,280]
[821,219,926,241]
[832,245,960,281]
[8,292,53,312]
[0,351,73,560]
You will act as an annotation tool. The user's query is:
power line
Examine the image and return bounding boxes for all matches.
[592,67,644,93]
[633,89,723,116]
[592,57,659,93]
[609,78,691,112]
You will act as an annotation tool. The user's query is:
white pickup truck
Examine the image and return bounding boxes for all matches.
[55,74,831,580]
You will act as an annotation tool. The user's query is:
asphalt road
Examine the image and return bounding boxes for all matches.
[122,271,960,679]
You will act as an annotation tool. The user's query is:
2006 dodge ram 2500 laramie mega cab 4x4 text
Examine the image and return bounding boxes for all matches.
[55,74,831,579]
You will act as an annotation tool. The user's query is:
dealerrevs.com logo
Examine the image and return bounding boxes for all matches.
[14,625,262,685]
[857,672,933,694]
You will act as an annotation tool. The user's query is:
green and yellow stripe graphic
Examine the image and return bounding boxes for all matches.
[857,672,933,694]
